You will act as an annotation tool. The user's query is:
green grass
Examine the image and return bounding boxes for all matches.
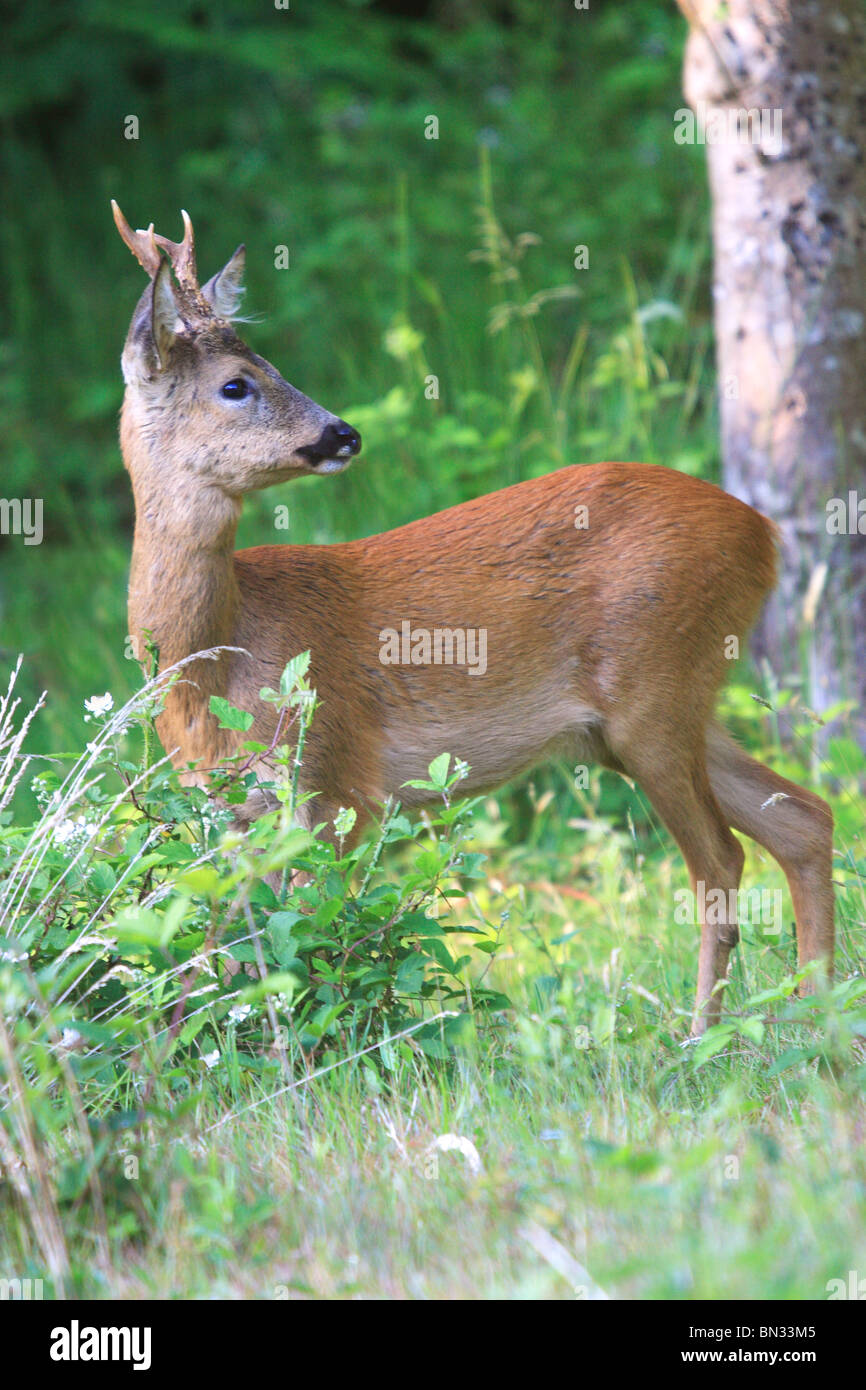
[63,1006,866,1302]
[0,670,863,1299]
[5,893,865,1301]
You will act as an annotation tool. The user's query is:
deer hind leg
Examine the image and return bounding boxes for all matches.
[610,732,746,1035]
[706,725,835,991]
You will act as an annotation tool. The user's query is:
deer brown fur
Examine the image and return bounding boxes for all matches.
[114,205,835,1035]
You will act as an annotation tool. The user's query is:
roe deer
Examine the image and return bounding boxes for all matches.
[113,203,834,1035]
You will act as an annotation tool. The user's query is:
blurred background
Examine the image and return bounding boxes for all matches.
[2,0,717,763]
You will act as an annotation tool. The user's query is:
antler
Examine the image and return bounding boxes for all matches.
[112,199,161,278]
[111,201,198,289]
[153,209,197,289]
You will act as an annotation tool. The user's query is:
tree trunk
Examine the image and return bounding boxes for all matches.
[677,0,866,750]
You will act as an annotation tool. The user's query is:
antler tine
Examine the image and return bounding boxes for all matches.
[153,209,198,289]
[111,199,162,279]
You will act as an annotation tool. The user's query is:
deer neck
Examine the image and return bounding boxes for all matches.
[123,404,242,771]
[127,479,241,666]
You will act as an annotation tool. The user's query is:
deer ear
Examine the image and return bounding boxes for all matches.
[121,256,179,383]
[150,256,179,367]
[201,246,246,319]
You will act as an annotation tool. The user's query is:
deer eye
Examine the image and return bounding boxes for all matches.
[220,377,250,400]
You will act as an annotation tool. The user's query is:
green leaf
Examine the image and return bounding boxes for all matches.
[239,972,300,1004]
[268,910,303,966]
[414,1031,449,1059]
[113,901,188,948]
[744,982,797,1007]
[89,862,116,896]
[209,695,254,732]
[428,752,451,788]
[736,1015,765,1046]
[692,1023,736,1067]
[179,1013,210,1046]
[178,866,226,898]
[458,852,487,878]
[417,936,456,975]
[395,953,427,994]
[258,830,315,873]
[314,897,344,931]
[284,650,311,689]
[306,1000,350,1038]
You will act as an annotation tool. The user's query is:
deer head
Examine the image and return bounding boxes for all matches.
[112,202,361,496]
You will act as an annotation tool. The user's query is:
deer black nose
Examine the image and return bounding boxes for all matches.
[319,420,362,459]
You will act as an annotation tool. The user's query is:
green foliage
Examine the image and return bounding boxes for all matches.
[0,652,517,1283]
[4,659,505,1105]
[0,647,863,1295]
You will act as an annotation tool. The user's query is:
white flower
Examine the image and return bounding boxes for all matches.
[61,1027,83,1049]
[201,1048,220,1069]
[228,1003,252,1024]
[333,805,357,838]
[0,946,27,963]
[84,692,114,721]
[31,780,62,811]
[426,1133,483,1175]
[54,818,80,846]
[53,816,96,847]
